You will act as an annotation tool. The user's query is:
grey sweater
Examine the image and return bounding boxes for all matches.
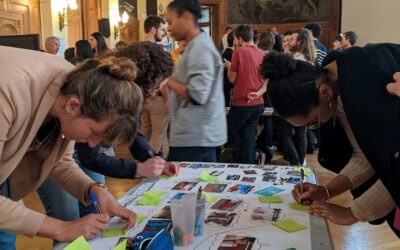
[169,31,227,147]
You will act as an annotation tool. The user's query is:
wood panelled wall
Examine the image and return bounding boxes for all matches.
[0,0,41,36]
[200,0,341,49]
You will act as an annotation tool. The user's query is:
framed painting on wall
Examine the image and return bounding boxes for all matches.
[227,0,332,24]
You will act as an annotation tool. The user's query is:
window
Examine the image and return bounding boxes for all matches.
[199,6,212,36]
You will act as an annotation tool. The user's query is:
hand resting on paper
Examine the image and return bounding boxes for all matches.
[309,201,358,225]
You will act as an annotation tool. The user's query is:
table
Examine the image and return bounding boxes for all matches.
[225,107,274,116]
[55,162,333,250]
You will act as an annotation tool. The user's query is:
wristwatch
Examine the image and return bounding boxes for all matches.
[88,182,107,196]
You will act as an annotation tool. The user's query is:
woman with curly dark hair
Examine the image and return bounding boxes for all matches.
[260,47,400,236]
[117,42,173,157]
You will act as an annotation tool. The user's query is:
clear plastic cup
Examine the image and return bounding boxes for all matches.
[170,193,196,246]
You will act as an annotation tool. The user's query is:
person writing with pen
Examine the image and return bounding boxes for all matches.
[37,42,181,229]
[0,46,141,248]
[259,47,400,236]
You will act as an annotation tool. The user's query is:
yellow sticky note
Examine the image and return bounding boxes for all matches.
[136,214,147,223]
[64,236,91,250]
[259,195,283,203]
[203,192,218,203]
[273,219,307,233]
[199,171,218,182]
[137,195,162,205]
[143,189,166,197]
[159,174,171,179]
[288,202,309,211]
[101,227,126,237]
[113,239,127,250]
[293,167,313,177]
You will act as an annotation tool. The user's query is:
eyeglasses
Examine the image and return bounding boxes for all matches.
[299,80,316,87]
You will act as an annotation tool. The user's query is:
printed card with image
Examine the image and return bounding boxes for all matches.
[205,211,237,226]
[286,177,301,184]
[251,207,281,222]
[226,175,240,181]
[263,171,277,176]
[254,186,284,196]
[189,163,203,169]
[227,164,239,168]
[227,183,255,194]
[172,181,198,191]
[263,176,277,182]
[243,170,257,175]
[241,176,256,182]
[210,170,224,176]
[211,198,243,211]
[217,235,256,250]
[204,183,228,193]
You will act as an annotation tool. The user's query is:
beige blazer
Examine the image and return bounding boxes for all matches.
[0,46,94,236]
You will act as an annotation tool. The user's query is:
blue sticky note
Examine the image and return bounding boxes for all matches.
[254,186,284,196]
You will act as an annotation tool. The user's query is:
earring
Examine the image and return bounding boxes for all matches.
[328,96,333,108]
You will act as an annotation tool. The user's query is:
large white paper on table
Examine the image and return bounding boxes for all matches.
[55,163,321,250]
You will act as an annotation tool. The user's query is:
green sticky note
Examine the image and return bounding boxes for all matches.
[259,195,283,203]
[288,202,309,211]
[64,236,91,250]
[136,214,147,223]
[101,227,126,237]
[273,219,307,233]
[293,167,313,177]
[143,189,166,198]
[113,239,127,250]
[137,195,162,205]
[199,171,218,182]
[203,192,218,203]
[159,174,171,179]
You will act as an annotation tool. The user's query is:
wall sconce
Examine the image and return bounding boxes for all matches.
[58,0,78,32]
[159,4,165,17]
[111,11,129,40]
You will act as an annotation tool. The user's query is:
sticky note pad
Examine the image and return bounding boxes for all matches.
[199,171,218,182]
[254,186,284,196]
[273,219,307,233]
[64,236,91,250]
[288,202,309,211]
[143,189,166,197]
[137,195,162,205]
[136,214,147,223]
[101,227,126,237]
[159,174,171,179]
[259,195,283,203]
[293,167,313,177]
[113,239,127,250]
[203,192,218,203]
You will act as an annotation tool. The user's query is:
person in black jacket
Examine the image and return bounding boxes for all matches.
[259,46,400,234]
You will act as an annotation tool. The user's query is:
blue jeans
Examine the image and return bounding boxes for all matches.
[37,152,105,221]
[0,181,17,250]
[228,105,264,164]
[279,119,307,165]
[168,147,217,162]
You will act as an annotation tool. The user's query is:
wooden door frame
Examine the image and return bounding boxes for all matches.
[199,0,224,47]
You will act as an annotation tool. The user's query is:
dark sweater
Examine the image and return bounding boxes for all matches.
[320,43,400,206]
[75,132,156,179]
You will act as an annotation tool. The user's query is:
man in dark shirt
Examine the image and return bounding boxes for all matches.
[222,32,234,107]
